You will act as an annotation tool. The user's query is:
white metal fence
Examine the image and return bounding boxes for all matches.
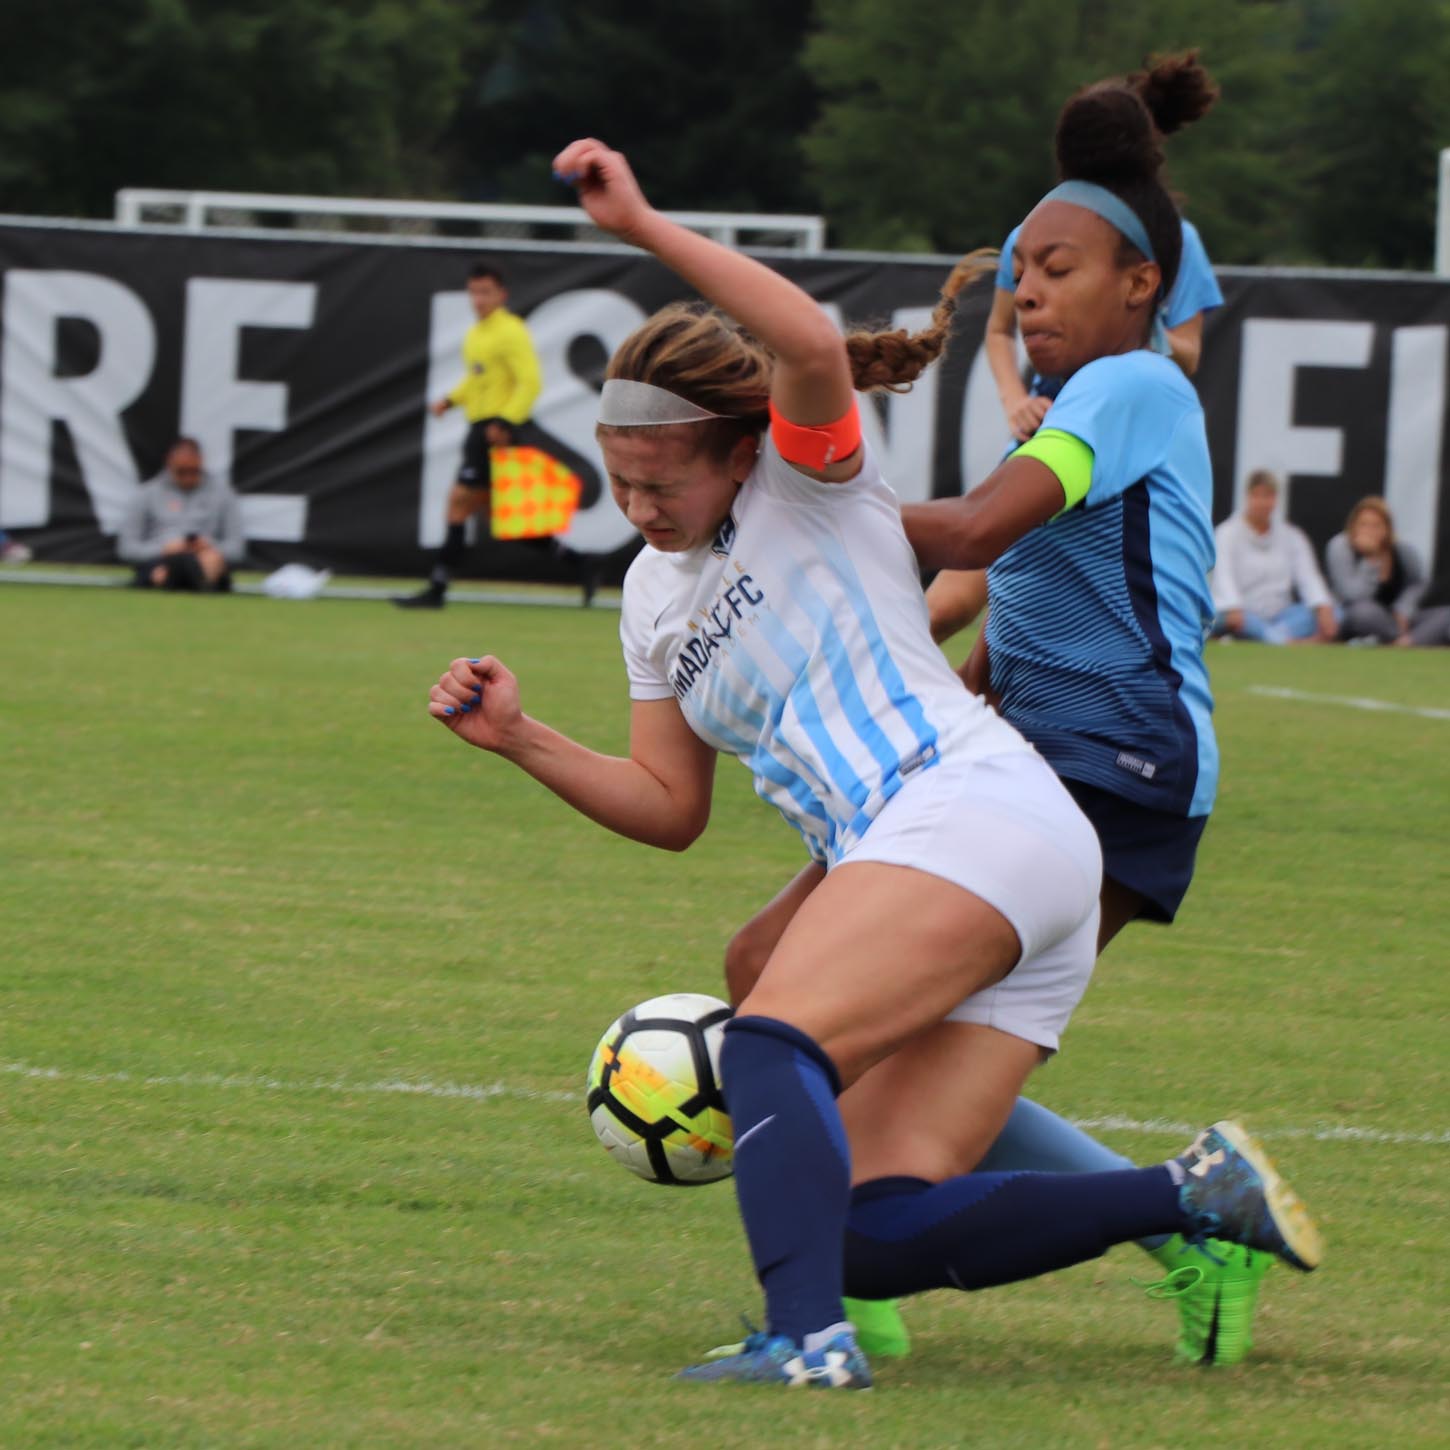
[114,189,827,254]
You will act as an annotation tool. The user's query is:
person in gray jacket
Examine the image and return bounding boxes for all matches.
[117,438,246,590]
[1324,496,1425,645]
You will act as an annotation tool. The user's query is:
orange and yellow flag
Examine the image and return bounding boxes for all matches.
[489,446,583,540]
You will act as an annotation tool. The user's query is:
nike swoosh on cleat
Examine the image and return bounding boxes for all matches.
[733,1115,777,1153]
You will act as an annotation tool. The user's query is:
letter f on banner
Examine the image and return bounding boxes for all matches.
[0,270,155,531]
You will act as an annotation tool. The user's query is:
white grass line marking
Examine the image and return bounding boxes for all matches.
[1247,684,1450,722]
[6,1060,1447,1146]
[1,1059,575,1106]
[1071,1114,1450,1147]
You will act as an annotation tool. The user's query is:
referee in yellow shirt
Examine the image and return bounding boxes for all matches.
[395,264,543,608]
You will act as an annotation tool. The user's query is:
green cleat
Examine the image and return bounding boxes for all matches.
[843,1297,911,1358]
[1139,1235,1274,1366]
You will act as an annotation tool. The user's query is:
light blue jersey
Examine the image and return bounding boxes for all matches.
[997,218,1222,331]
[985,351,1218,817]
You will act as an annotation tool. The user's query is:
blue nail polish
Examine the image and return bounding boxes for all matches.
[444,706,456,716]
[468,657,480,663]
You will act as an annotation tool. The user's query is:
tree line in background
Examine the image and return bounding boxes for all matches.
[2,0,1446,270]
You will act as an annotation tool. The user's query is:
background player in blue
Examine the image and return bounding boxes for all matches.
[724,55,1271,1370]
[986,52,1223,445]
[424,136,1321,1390]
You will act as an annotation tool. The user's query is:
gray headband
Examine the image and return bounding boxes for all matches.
[597,379,725,427]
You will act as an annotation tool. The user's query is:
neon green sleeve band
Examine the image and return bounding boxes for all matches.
[1011,428,1095,512]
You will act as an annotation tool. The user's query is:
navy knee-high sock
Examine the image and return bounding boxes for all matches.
[721,1015,851,1345]
[843,1167,1186,1300]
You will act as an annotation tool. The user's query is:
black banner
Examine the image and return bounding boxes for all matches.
[1,219,1446,582]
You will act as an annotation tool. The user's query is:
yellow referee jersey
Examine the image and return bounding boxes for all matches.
[447,309,542,424]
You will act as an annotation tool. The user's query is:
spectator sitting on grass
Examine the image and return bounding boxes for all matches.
[1401,570,1450,647]
[117,438,245,591]
[1324,496,1425,645]
[1211,469,1337,643]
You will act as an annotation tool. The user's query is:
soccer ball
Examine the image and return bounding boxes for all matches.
[586,992,734,1186]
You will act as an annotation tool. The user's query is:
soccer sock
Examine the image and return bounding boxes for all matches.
[977,1096,1171,1253]
[842,1166,1185,1300]
[430,523,467,588]
[720,1014,851,1346]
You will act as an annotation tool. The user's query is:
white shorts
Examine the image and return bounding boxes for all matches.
[837,749,1103,1052]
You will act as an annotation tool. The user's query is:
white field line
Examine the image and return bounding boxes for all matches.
[1247,684,1450,721]
[6,1060,1446,1146]
[1,1059,575,1106]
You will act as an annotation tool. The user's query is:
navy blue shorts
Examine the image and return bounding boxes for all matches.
[1062,777,1209,924]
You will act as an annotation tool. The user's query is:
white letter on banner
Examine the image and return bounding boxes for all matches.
[418,289,474,549]
[180,279,315,542]
[854,306,939,505]
[0,270,154,532]
[1384,325,1446,574]
[807,302,942,504]
[1232,319,1373,515]
[960,336,1027,494]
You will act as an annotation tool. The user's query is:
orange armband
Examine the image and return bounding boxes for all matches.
[768,400,863,469]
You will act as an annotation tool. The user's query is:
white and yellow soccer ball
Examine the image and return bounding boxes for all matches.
[586,992,733,1185]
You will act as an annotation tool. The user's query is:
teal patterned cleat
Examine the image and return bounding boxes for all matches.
[1175,1120,1323,1272]
[678,1330,872,1389]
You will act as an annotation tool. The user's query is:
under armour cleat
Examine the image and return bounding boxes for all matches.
[843,1297,911,1358]
[1175,1120,1323,1272]
[1140,1235,1274,1365]
[679,1329,872,1389]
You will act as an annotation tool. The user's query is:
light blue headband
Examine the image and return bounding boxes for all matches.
[1036,180,1156,264]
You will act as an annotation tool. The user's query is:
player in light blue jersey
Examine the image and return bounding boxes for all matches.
[725,55,1276,1369]
[906,54,1271,1365]
[424,137,1321,1390]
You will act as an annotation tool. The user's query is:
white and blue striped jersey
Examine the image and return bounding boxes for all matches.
[986,350,1218,817]
[622,438,1030,866]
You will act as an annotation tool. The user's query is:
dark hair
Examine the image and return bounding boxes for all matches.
[1054,51,1218,296]
[468,263,506,287]
[169,436,202,454]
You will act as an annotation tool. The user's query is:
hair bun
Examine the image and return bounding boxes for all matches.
[1131,50,1219,136]
[1054,87,1162,187]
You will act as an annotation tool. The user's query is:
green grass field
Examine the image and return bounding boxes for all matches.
[3,580,1446,1448]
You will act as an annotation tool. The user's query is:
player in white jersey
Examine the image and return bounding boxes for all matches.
[425,139,1321,1389]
